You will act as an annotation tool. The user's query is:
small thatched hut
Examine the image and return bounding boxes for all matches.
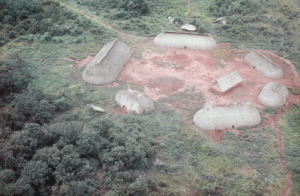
[82,39,132,85]
[244,50,283,79]
[258,81,289,107]
[210,70,242,94]
[115,89,155,115]
[193,102,261,130]
[180,24,197,31]
[154,32,217,50]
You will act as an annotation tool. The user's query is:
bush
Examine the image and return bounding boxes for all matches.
[40,32,52,42]
[7,30,17,39]
[0,33,8,46]
[52,37,64,43]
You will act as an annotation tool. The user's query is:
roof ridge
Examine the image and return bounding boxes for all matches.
[163,31,210,36]
[253,49,280,68]
[99,39,119,64]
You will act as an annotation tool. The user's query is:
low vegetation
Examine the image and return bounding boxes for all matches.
[0,0,299,195]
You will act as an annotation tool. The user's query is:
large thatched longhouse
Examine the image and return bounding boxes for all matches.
[154,32,217,50]
[82,39,132,85]
[244,50,283,79]
[193,102,261,130]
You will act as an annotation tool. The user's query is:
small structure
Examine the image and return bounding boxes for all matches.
[210,70,242,94]
[193,102,261,130]
[115,89,155,115]
[82,39,132,85]
[168,16,175,23]
[213,17,226,24]
[244,50,283,79]
[258,81,289,107]
[180,24,197,31]
[154,32,217,50]
[90,105,104,112]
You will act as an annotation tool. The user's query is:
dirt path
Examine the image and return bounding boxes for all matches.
[97,169,104,196]
[58,1,155,38]
[185,2,193,24]
[272,112,292,196]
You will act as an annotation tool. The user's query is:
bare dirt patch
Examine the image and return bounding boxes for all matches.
[97,169,104,196]
[206,129,241,144]
[112,107,129,115]
[118,44,300,110]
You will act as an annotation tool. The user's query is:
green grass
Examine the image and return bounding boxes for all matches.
[281,105,300,195]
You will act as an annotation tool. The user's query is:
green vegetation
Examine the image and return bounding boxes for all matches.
[207,0,300,74]
[281,105,300,195]
[0,0,300,195]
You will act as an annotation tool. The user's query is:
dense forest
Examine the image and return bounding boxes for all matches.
[1,0,300,195]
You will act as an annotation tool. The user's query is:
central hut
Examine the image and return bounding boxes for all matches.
[154,32,217,50]
[210,70,242,94]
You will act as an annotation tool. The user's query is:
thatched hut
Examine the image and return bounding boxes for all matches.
[258,81,289,107]
[154,32,217,50]
[244,50,283,79]
[115,89,155,115]
[82,39,132,85]
[193,102,261,130]
[210,70,242,94]
[180,24,197,31]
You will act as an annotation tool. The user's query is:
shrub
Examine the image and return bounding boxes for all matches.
[7,30,17,39]
[40,32,52,42]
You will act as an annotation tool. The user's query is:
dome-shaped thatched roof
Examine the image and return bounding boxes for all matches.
[244,50,283,79]
[115,89,155,115]
[82,39,132,85]
[193,102,261,130]
[258,81,289,107]
[180,24,197,31]
[154,32,217,50]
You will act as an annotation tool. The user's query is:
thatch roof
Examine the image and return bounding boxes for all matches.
[244,50,283,79]
[213,17,226,24]
[115,89,155,115]
[210,70,242,93]
[258,81,289,107]
[180,24,197,31]
[193,102,261,130]
[90,105,104,112]
[154,32,217,50]
[82,39,132,85]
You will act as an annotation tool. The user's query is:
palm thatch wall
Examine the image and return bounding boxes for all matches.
[193,102,261,130]
[82,39,132,85]
[244,50,283,79]
[258,81,289,107]
[115,89,155,115]
[154,32,217,50]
